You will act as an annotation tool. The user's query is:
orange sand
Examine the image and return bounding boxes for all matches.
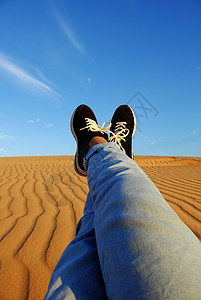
[0,155,201,299]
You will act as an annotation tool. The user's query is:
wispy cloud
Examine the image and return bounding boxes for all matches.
[27,119,54,128]
[0,113,8,119]
[182,129,198,139]
[0,52,61,100]
[0,148,5,152]
[0,132,14,140]
[27,118,40,124]
[54,9,85,54]
[30,65,57,87]
[44,123,54,128]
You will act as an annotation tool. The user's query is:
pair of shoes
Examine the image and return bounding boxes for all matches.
[70,104,136,176]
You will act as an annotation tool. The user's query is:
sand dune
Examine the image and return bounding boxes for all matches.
[0,155,201,299]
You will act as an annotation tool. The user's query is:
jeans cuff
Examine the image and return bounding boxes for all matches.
[83,142,121,171]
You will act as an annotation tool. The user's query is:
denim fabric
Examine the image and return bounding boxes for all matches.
[85,142,201,300]
[44,193,107,300]
[45,142,201,300]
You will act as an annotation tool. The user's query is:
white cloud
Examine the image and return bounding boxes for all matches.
[88,77,92,82]
[27,118,40,124]
[0,113,8,119]
[0,53,61,99]
[0,148,4,152]
[27,119,54,127]
[44,123,54,128]
[30,65,57,87]
[191,129,198,135]
[54,10,85,54]
[0,132,14,140]
[183,129,198,139]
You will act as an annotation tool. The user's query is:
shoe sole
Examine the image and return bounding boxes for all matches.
[70,108,87,176]
[129,105,136,160]
[129,105,137,138]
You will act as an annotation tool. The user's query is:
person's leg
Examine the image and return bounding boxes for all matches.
[85,142,201,300]
[44,193,108,300]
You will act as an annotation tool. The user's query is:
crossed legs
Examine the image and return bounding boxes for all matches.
[44,105,201,299]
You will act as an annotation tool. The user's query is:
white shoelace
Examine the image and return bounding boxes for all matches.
[80,118,111,134]
[108,121,129,147]
[80,118,130,148]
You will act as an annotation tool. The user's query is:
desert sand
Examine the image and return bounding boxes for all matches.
[0,155,201,299]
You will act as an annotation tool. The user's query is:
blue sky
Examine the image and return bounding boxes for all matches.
[0,0,200,157]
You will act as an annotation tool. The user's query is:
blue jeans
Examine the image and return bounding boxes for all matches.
[44,143,201,299]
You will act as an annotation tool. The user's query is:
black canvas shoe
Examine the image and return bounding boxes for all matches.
[70,104,109,176]
[109,105,136,159]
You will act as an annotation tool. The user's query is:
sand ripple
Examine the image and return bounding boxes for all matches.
[0,155,200,299]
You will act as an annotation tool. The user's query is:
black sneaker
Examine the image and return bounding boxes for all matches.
[109,105,136,159]
[70,104,109,176]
